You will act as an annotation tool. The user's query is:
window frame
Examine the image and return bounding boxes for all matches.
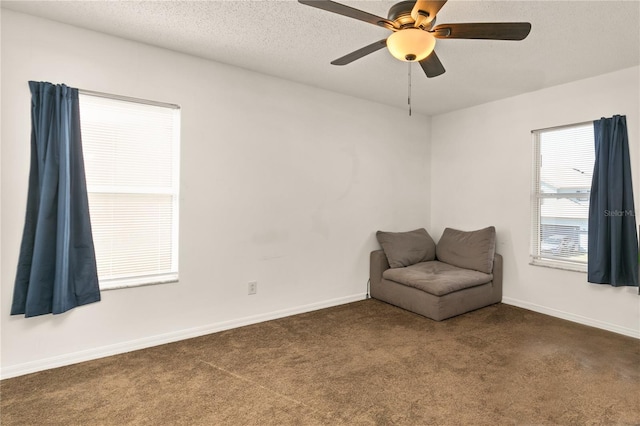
[530,121,594,273]
[79,90,181,290]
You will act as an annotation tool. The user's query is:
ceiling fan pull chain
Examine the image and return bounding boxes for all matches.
[408,62,412,116]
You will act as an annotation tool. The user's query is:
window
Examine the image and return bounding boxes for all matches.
[79,92,180,289]
[530,123,594,271]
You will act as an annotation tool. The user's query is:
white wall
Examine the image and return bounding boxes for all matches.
[0,10,431,378]
[430,66,640,337]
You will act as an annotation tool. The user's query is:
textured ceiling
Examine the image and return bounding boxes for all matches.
[2,0,639,116]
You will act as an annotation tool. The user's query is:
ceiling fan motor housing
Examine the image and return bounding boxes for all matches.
[387,1,436,30]
[388,1,418,26]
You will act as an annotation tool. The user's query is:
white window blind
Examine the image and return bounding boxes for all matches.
[531,123,594,271]
[79,92,180,289]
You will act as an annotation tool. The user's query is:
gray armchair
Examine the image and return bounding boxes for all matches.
[370,227,502,321]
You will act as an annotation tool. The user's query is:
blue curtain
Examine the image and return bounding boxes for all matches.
[587,115,638,287]
[11,81,101,317]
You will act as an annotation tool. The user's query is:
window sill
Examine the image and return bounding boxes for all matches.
[100,275,179,291]
[529,258,587,273]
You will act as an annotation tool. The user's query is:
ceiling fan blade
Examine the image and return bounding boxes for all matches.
[411,0,447,29]
[419,51,446,78]
[331,39,388,65]
[298,0,398,30]
[432,22,532,40]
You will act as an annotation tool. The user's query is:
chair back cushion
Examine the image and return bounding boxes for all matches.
[376,228,436,268]
[436,226,496,274]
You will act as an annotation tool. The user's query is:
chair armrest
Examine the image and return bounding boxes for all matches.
[370,250,390,289]
[492,253,503,301]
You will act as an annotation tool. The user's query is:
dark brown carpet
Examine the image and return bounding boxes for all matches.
[1,300,639,425]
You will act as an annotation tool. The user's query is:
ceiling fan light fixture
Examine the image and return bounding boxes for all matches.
[386,28,436,62]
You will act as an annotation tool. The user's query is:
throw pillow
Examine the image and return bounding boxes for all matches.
[376,228,436,268]
[435,226,496,274]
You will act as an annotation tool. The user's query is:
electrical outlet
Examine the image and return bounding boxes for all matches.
[248,281,257,295]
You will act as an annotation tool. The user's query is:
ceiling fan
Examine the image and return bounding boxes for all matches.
[298,0,532,78]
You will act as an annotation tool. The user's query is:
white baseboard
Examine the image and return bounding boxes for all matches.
[1,293,367,380]
[502,297,640,339]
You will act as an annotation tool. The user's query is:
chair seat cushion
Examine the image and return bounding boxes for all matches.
[382,260,493,296]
